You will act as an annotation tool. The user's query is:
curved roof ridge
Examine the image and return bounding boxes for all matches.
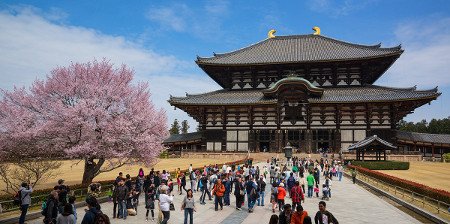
[369,84,419,91]
[314,35,401,51]
[197,37,270,60]
[170,89,226,99]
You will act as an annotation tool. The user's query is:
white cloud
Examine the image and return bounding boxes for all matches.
[145,1,230,41]
[0,6,220,132]
[146,4,190,32]
[378,17,450,88]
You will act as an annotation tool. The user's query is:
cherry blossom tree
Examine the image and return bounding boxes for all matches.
[0,59,168,184]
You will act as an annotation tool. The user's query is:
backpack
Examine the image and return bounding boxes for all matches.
[40,200,47,216]
[94,211,111,224]
[13,190,22,205]
[250,187,259,200]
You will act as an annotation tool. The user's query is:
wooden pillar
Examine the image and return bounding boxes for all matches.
[432,144,435,158]
[362,149,365,161]
[384,150,386,161]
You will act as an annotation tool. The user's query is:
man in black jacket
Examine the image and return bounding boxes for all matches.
[44,191,58,224]
[278,204,292,224]
[314,201,338,224]
[113,179,129,219]
[233,176,244,210]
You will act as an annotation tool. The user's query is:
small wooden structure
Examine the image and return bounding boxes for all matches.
[348,135,396,161]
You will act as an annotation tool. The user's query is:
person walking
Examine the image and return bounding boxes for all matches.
[279,204,293,224]
[181,189,196,224]
[290,181,304,209]
[113,179,128,219]
[234,176,245,210]
[270,182,279,213]
[18,182,33,224]
[56,204,76,224]
[257,175,266,207]
[306,172,315,198]
[291,204,308,224]
[314,201,339,224]
[223,177,232,206]
[277,183,287,211]
[159,186,173,224]
[180,173,187,195]
[337,164,343,181]
[351,168,357,184]
[190,171,197,193]
[199,174,212,204]
[145,184,156,221]
[246,177,258,213]
[212,179,225,211]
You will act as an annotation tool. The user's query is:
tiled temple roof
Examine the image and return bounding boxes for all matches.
[348,135,397,150]
[169,85,439,106]
[163,132,203,144]
[196,34,402,65]
[397,131,450,145]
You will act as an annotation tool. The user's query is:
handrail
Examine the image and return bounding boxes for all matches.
[355,171,450,216]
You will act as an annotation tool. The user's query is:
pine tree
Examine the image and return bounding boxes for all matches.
[181,120,190,134]
[169,119,181,135]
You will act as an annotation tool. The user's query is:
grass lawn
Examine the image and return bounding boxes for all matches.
[0,158,237,192]
[379,161,450,192]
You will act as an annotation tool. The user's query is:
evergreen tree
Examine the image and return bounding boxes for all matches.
[181,120,190,134]
[169,119,181,135]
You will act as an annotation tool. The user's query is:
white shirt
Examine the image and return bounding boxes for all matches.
[159,194,173,212]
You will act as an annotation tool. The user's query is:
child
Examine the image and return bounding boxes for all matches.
[321,184,329,201]
[314,184,320,198]
[126,190,137,216]
[68,196,77,222]
[145,185,156,221]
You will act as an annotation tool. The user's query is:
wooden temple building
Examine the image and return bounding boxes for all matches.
[165,29,441,154]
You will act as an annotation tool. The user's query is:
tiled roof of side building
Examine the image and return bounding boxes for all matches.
[163,132,203,144]
[348,135,397,151]
[168,85,439,105]
[196,34,402,65]
[396,131,450,145]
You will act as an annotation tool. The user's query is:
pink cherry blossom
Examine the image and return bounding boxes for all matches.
[0,59,168,184]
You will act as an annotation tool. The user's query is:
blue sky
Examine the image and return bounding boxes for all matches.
[1,0,450,131]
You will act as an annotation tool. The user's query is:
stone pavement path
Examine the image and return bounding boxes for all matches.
[28,163,420,224]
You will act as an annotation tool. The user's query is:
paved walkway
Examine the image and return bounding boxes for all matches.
[28,163,420,224]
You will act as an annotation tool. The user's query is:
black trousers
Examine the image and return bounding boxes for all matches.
[235,195,243,208]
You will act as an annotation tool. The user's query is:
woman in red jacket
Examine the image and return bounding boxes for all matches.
[277,183,287,211]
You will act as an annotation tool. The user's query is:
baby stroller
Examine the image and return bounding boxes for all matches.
[321,184,329,201]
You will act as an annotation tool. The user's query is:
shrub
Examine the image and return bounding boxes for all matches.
[348,165,450,204]
[350,160,409,170]
[443,153,450,162]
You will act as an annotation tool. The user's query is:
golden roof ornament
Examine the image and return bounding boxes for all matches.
[268,29,276,38]
[312,26,321,35]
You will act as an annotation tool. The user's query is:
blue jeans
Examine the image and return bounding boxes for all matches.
[247,194,255,209]
[257,191,265,206]
[200,187,211,203]
[19,204,29,224]
[338,172,343,181]
[118,200,127,219]
[307,185,313,198]
[184,208,193,224]
[224,192,230,205]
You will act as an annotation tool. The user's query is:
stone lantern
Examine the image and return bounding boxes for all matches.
[284,142,293,167]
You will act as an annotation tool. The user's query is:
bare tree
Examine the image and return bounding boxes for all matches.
[0,160,62,195]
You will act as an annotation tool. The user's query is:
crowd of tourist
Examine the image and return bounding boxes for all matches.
[16,156,346,224]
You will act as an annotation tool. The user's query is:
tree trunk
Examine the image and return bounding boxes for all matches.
[81,158,104,185]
